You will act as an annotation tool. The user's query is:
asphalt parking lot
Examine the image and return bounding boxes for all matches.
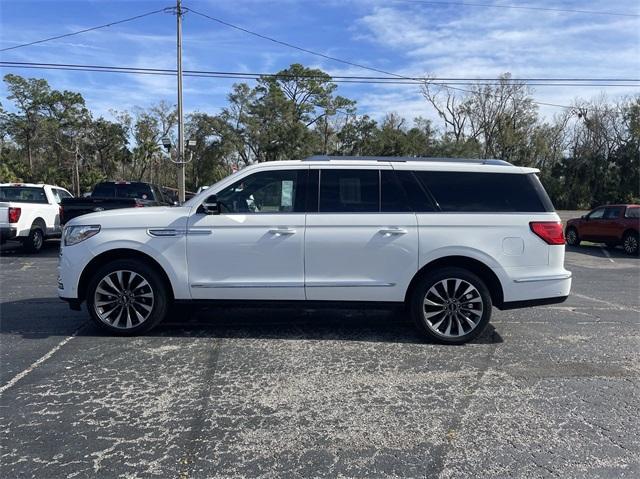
[1,230,639,477]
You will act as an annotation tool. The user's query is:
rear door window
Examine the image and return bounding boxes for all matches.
[319,169,379,213]
[603,207,622,219]
[414,171,552,212]
[381,170,412,212]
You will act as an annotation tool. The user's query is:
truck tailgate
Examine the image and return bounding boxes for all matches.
[0,203,9,229]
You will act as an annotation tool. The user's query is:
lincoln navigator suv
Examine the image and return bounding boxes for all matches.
[58,157,571,344]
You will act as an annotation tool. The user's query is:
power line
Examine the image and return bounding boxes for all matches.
[390,0,640,18]
[2,61,639,88]
[0,8,169,52]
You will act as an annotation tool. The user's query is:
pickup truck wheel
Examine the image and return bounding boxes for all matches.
[86,259,168,335]
[24,227,44,253]
[565,227,580,246]
[623,231,639,255]
[410,267,492,345]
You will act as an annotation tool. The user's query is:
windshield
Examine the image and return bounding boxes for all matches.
[0,186,48,204]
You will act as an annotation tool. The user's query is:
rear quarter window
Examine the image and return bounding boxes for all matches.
[0,186,48,204]
[414,171,553,213]
[625,207,639,218]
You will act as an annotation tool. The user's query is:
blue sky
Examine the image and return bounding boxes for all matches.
[1,0,639,124]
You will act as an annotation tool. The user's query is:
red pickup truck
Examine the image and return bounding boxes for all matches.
[565,204,639,255]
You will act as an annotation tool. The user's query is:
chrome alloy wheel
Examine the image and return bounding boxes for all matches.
[566,229,577,245]
[423,278,484,338]
[93,270,154,329]
[32,229,43,250]
[624,234,638,254]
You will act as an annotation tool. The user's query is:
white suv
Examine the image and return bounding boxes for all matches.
[58,157,571,344]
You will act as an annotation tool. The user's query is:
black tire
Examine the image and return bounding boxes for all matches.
[23,226,44,253]
[622,231,639,256]
[86,259,169,335]
[410,267,492,345]
[565,227,580,246]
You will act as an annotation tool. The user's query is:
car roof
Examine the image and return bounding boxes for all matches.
[595,204,639,208]
[240,156,539,174]
[0,183,58,188]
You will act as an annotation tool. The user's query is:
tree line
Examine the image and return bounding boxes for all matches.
[1,65,638,208]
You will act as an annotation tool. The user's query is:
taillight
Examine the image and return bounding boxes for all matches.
[8,207,21,223]
[530,221,565,245]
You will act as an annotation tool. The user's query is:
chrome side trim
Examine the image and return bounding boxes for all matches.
[187,229,212,236]
[513,273,572,283]
[190,281,396,289]
[305,281,396,288]
[148,228,184,237]
[191,281,303,289]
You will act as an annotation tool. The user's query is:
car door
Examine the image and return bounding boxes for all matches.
[52,188,72,234]
[601,206,623,241]
[187,167,308,300]
[304,167,418,302]
[580,207,606,241]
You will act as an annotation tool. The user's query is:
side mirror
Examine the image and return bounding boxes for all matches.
[202,194,220,215]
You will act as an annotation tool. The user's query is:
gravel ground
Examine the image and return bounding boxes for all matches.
[1,217,638,478]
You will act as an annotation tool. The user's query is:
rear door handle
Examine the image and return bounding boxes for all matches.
[269,228,297,235]
[379,227,408,235]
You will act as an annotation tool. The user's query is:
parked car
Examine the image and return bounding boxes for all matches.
[0,183,73,252]
[565,204,639,255]
[60,181,173,224]
[58,156,571,344]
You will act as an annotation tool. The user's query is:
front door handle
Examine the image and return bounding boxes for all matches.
[379,227,408,236]
[268,228,297,235]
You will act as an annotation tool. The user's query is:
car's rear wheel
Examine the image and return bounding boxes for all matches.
[565,227,580,246]
[86,259,169,335]
[23,226,44,253]
[622,231,639,255]
[410,267,492,344]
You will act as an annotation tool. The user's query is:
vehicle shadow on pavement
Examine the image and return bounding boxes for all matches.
[0,240,60,257]
[0,299,503,345]
[566,244,639,260]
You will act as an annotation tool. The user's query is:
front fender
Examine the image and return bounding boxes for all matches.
[87,235,190,300]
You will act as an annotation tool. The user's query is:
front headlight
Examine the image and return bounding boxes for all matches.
[64,225,101,246]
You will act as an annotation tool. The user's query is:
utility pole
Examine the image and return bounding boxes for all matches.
[176,0,186,203]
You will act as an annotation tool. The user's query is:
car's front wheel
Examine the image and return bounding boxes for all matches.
[565,227,580,246]
[410,267,492,344]
[623,231,639,255]
[86,259,169,335]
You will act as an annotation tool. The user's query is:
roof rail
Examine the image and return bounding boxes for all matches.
[302,155,512,166]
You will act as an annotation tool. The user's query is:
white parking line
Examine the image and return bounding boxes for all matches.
[571,292,640,313]
[0,327,82,394]
[600,247,615,263]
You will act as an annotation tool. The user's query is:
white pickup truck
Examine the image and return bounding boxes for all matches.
[0,183,73,252]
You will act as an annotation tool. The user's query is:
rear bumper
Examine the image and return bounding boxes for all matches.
[500,267,572,304]
[0,226,17,241]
